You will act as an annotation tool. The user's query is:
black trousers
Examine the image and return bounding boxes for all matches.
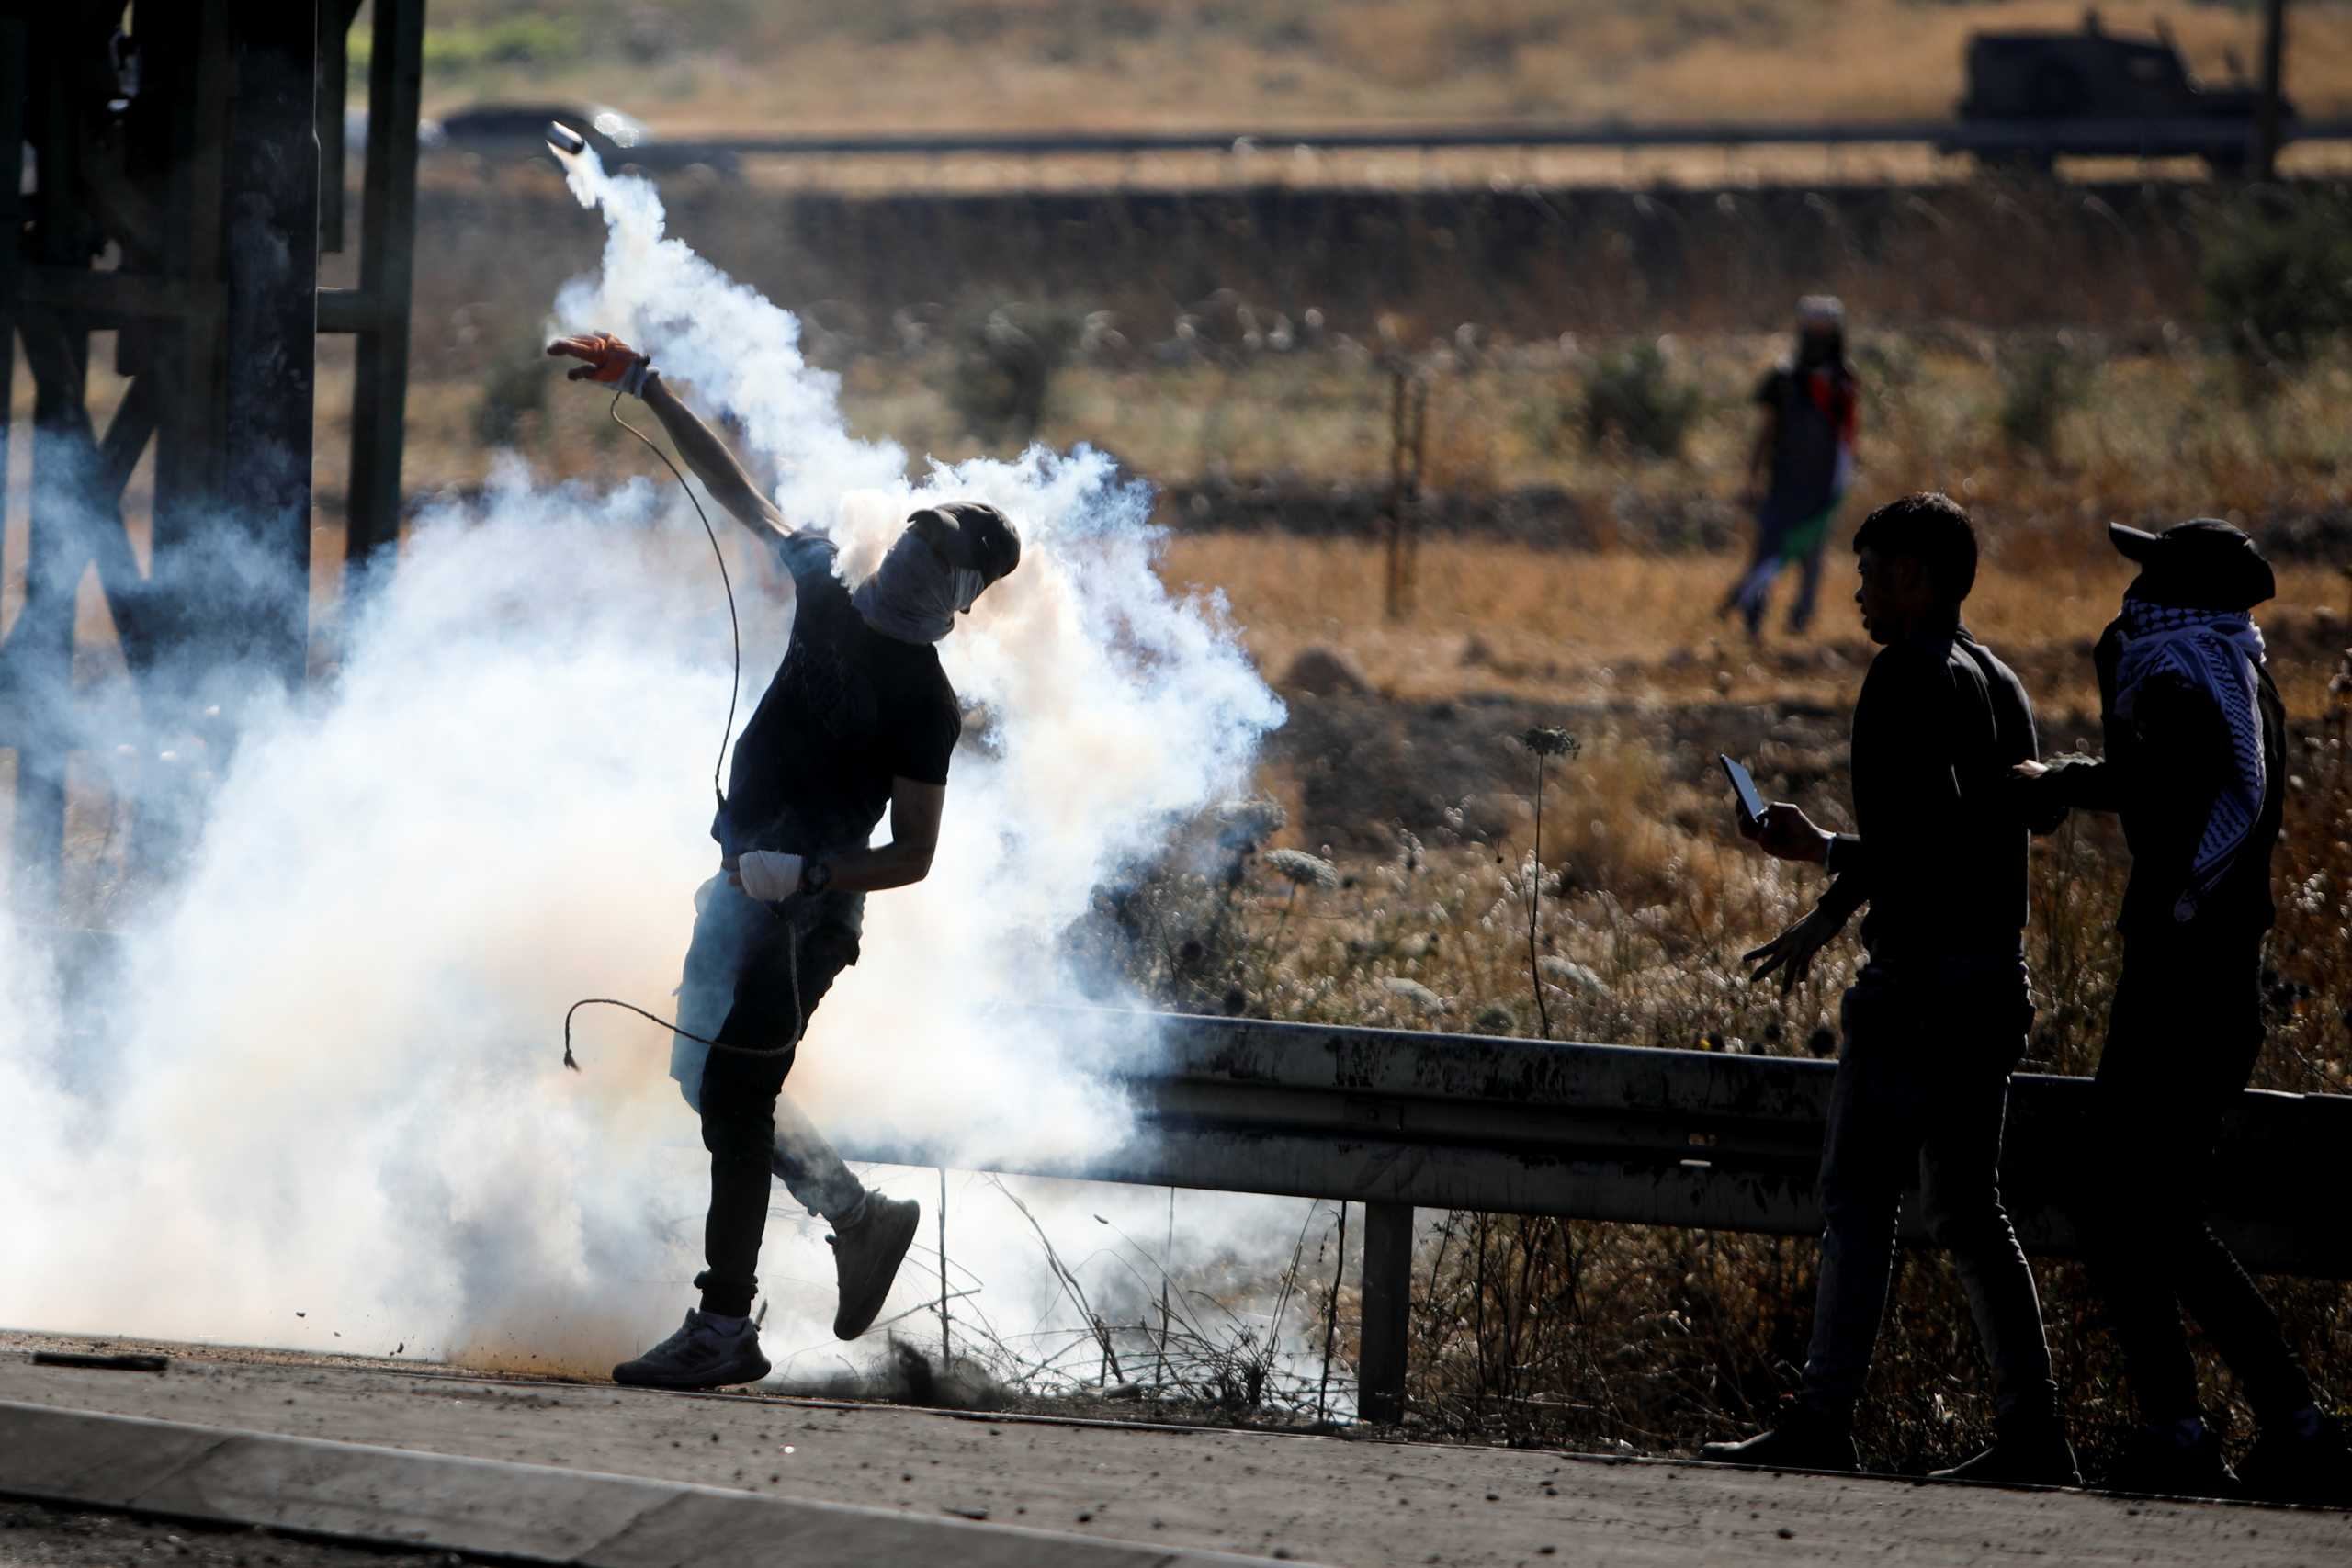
[2076,931,2314,1427]
[672,877,866,1319]
[1799,959,2060,1422]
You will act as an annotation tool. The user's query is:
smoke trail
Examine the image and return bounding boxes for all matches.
[0,153,1285,1373]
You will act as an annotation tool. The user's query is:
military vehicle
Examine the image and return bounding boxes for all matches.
[1946,12,2288,174]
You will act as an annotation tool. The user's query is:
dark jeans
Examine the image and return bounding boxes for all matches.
[1800,959,2060,1423]
[670,874,870,1318]
[1724,508,1833,636]
[2076,932,2313,1427]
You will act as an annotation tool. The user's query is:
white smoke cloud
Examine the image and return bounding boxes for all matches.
[0,151,1288,1376]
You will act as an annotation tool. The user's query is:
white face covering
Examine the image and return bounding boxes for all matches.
[852,525,989,644]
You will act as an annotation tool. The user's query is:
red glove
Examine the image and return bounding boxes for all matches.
[547,332,650,389]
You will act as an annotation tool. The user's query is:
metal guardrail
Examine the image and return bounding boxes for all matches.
[854,1012,2352,1418]
[652,117,2352,163]
[15,925,2342,1419]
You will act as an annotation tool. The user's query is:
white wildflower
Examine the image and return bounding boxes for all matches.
[1378,976,1449,1014]
[1264,849,1339,889]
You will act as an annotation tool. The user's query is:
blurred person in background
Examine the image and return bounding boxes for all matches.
[2012,521,2351,1505]
[548,331,1022,1391]
[1703,493,2076,1485]
[1720,296,1860,640]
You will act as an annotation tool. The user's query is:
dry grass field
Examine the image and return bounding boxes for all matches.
[410,1,2352,130]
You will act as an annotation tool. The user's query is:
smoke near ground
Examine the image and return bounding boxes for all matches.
[0,149,1286,1381]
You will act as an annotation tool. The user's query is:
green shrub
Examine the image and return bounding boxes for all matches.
[471,344,548,449]
[946,301,1080,446]
[2201,198,2352,370]
[1576,341,1702,460]
[1996,338,2090,458]
[418,17,586,73]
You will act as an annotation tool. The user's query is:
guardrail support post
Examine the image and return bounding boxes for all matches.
[1358,1201,1413,1424]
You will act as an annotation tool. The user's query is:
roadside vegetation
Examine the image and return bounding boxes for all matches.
[397,1,2352,130]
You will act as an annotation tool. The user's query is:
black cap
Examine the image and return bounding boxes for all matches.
[2108,518,2275,610]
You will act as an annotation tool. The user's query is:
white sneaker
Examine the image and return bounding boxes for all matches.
[613,1308,771,1390]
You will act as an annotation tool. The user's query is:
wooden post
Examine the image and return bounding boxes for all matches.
[0,17,22,754]
[1382,371,1427,623]
[220,1,320,690]
[345,0,424,571]
[7,17,93,926]
[11,327,86,926]
[124,0,232,888]
[2255,0,2290,182]
[150,0,232,584]
[1357,1201,1413,1424]
[314,0,355,254]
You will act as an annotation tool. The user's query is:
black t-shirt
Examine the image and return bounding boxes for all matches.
[712,532,961,859]
[1816,628,2040,964]
[1755,363,1855,527]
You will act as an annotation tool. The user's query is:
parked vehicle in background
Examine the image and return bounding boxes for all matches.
[1945,11,2290,175]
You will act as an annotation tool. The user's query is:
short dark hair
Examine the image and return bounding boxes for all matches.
[1852,491,1977,606]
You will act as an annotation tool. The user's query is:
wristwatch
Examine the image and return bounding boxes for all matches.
[798,857,832,897]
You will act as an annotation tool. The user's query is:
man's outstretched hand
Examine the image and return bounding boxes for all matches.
[1744,906,1841,995]
[1737,801,1834,865]
[2007,758,2071,835]
[547,332,646,385]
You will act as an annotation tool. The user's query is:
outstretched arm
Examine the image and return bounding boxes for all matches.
[548,333,788,544]
[637,374,788,544]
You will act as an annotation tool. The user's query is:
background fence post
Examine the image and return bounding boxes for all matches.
[2255,0,2290,181]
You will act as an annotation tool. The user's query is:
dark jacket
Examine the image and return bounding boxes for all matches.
[1815,625,2041,964]
[2029,616,2284,940]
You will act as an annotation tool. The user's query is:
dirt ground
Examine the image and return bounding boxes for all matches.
[4,1336,2347,1568]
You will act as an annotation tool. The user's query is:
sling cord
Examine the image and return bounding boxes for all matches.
[560,384,802,1072]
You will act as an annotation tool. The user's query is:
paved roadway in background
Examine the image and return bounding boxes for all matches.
[2,1336,2346,1568]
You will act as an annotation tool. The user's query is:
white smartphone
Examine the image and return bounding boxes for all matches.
[1719,754,1767,827]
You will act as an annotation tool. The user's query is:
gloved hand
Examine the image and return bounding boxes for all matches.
[2007,759,2072,837]
[732,851,804,902]
[547,332,653,395]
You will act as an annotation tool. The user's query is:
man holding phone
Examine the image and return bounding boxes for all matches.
[1702,493,2075,1483]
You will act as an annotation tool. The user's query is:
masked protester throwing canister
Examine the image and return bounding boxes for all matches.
[549,332,1022,1391]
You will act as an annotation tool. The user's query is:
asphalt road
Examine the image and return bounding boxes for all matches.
[0,1497,498,1568]
[2,1336,2346,1568]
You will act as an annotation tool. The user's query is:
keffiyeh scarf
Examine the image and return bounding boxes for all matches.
[2114,597,2267,923]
